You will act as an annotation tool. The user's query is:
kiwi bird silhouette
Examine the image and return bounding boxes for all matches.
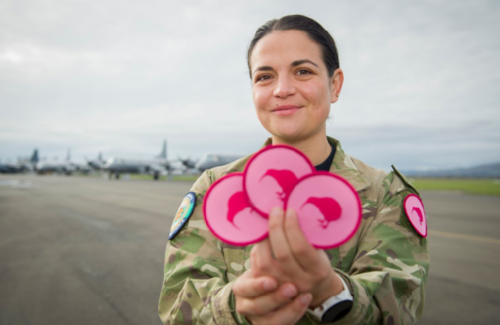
[227,191,251,228]
[259,169,298,201]
[412,207,424,225]
[301,197,342,229]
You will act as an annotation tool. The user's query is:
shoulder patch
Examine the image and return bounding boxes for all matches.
[169,192,197,240]
[403,194,427,237]
[391,164,419,195]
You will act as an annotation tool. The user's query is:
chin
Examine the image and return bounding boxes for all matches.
[270,122,326,144]
[268,118,299,134]
[273,129,308,143]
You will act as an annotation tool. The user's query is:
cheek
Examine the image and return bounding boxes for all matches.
[252,90,267,123]
[303,82,327,103]
[252,88,266,109]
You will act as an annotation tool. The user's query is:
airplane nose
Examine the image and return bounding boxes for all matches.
[194,161,202,170]
[103,158,114,170]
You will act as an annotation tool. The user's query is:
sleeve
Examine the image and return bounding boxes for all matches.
[333,171,430,325]
[158,170,241,325]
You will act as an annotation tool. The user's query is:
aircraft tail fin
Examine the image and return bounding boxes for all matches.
[66,149,71,161]
[30,149,39,164]
[157,140,167,159]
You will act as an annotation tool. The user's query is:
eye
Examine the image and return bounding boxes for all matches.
[296,69,312,76]
[255,74,272,83]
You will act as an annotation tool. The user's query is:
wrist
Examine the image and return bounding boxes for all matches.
[310,272,343,308]
[307,276,353,323]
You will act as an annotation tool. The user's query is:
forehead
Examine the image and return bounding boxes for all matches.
[250,30,324,70]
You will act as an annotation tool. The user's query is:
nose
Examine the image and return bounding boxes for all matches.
[273,75,296,98]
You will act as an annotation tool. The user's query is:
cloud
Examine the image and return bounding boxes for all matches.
[0,0,499,170]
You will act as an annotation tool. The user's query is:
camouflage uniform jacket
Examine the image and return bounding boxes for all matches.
[159,137,430,325]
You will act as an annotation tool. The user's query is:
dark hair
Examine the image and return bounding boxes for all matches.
[247,15,340,78]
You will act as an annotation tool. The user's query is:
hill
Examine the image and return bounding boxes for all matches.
[403,162,500,178]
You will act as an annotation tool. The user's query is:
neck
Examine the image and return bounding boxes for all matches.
[272,131,331,166]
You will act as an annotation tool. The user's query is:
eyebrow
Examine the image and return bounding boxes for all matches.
[252,59,319,76]
[291,59,318,68]
[252,66,273,76]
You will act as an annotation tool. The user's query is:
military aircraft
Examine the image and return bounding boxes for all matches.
[69,157,92,174]
[36,149,75,175]
[0,162,28,173]
[195,153,244,172]
[103,140,170,180]
[36,148,94,175]
[0,149,39,174]
[165,154,242,175]
[178,157,198,169]
[86,152,105,170]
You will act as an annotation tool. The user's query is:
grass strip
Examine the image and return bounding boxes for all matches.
[410,178,500,196]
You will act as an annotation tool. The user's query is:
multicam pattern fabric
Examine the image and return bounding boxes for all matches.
[159,137,430,325]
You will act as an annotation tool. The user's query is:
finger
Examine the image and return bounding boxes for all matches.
[252,239,280,278]
[250,244,259,271]
[250,293,312,325]
[268,207,304,277]
[237,282,299,317]
[284,208,328,272]
[233,273,278,299]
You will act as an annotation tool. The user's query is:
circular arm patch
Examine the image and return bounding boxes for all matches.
[403,193,427,237]
[169,192,196,240]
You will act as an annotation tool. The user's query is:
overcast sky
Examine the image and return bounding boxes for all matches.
[1,0,499,171]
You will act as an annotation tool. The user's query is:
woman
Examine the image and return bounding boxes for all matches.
[159,15,429,325]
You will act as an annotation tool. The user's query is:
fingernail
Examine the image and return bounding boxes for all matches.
[263,279,277,291]
[300,294,312,305]
[286,209,294,218]
[271,207,282,218]
[282,285,297,297]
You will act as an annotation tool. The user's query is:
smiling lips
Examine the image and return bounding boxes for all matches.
[272,105,301,116]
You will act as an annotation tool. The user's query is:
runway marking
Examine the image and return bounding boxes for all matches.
[429,230,500,245]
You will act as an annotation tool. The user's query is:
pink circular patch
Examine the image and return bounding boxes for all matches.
[403,194,427,237]
[244,145,315,217]
[286,172,362,249]
[203,173,268,246]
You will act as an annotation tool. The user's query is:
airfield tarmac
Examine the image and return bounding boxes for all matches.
[0,174,499,325]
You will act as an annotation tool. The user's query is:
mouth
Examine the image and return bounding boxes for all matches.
[272,105,301,116]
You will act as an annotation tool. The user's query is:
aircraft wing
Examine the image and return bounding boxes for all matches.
[148,163,167,174]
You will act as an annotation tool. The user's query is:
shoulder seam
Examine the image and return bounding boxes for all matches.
[391,165,420,195]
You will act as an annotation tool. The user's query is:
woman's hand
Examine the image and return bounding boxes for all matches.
[253,207,344,308]
[232,207,345,324]
[232,267,312,325]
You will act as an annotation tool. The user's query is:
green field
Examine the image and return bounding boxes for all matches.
[410,178,500,196]
[126,174,500,196]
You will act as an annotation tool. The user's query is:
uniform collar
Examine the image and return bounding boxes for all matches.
[326,137,370,193]
[258,137,370,193]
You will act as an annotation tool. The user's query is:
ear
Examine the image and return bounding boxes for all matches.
[330,68,344,104]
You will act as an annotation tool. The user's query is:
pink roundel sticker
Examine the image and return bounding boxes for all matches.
[286,172,362,249]
[244,145,315,218]
[403,194,427,237]
[203,173,268,246]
